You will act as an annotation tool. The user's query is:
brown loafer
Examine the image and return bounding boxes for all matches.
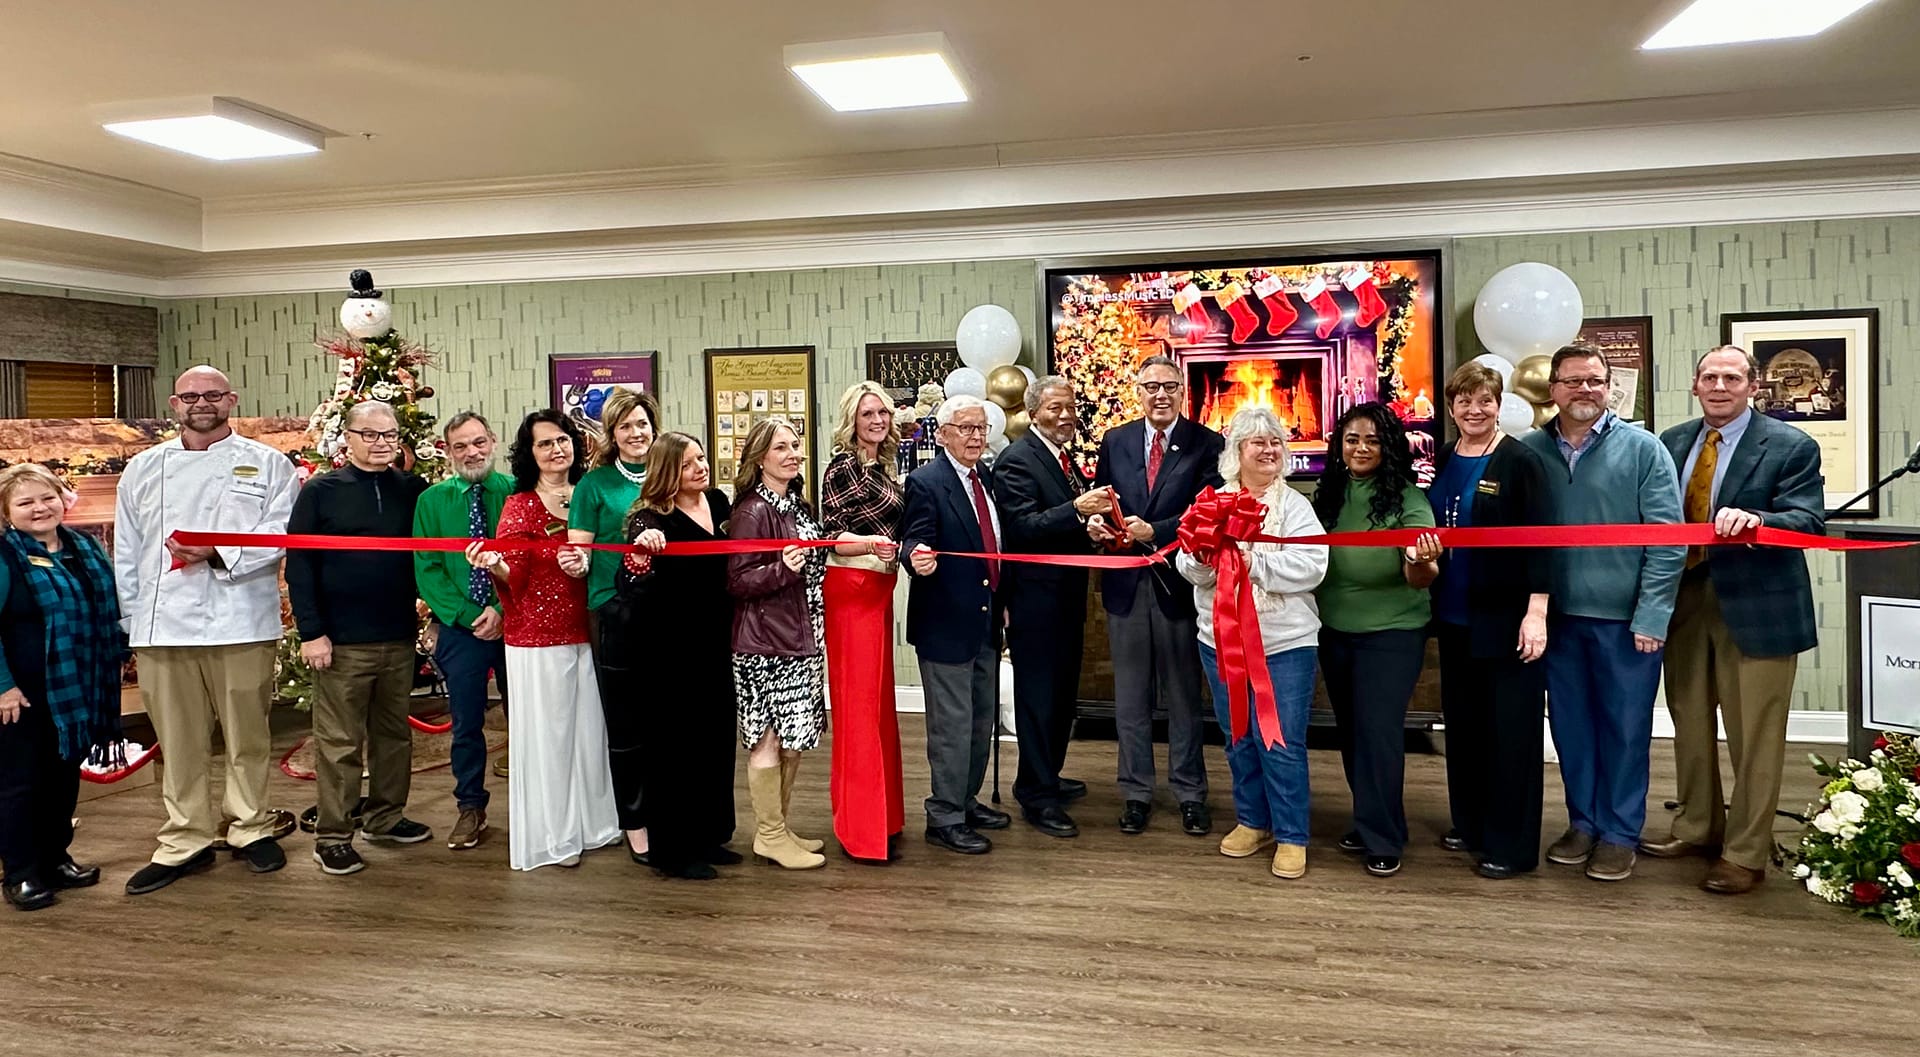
[1637,835,1719,859]
[1700,859,1765,895]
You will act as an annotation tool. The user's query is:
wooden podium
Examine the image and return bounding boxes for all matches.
[1840,524,1920,760]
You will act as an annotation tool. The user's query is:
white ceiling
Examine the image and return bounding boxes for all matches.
[4,0,1919,294]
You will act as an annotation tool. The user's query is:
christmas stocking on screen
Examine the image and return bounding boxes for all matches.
[1343,266,1389,329]
[1254,274,1298,336]
[1301,276,1342,339]
[1216,282,1260,344]
[1172,282,1211,340]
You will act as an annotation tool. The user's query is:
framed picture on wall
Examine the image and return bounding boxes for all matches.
[549,352,657,441]
[705,346,816,494]
[866,341,962,406]
[1043,252,1443,481]
[1722,309,1878,518]
[1575,316,1654,429]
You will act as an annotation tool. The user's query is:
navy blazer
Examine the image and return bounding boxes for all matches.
[1659,411,1825,658]
[1092,416,1225,618]
[900,455,1004,664]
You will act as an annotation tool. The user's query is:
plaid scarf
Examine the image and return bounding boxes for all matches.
[4,528,124,763]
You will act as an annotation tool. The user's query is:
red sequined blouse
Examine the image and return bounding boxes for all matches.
[494,492,590,647]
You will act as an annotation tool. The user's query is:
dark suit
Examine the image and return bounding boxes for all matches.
[993,431,1091,811]
[901,453,1004,829]
[1656,410,1824,870]
[1092,417,1226,804]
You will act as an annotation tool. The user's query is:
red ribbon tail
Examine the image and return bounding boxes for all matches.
[1211,547,1252,744]
[1238,567,1282,749]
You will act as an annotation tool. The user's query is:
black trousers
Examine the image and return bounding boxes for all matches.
[1321,627,1426,857]
[591,605,646,833]
[0,697,80,885]
[1436,622,1546,871]
[1006,577,1085,811]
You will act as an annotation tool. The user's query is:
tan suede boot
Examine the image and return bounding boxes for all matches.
[750,764,824,870]
[779,752,824,853]
[1271,843,1307,879]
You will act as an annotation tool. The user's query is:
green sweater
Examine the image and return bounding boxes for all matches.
[1316,476,1435,634]
[569,463,646,610]
[412,471,512,630]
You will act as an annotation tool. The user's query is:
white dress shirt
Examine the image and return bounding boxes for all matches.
[943,450,1001,546]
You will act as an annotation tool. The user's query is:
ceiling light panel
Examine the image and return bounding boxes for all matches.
[785,33,967,112]
[1642,0,1878,50]
[103,98,323,160]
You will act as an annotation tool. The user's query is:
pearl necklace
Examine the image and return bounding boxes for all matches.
[614,459,646,487]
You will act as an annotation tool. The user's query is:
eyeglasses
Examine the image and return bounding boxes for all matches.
[346,428,401,444]
[1552,377,1609,391]
[534,436,573,451]
[173,390,230,404]
[1137,381,1183,395]
[946,423,990,437]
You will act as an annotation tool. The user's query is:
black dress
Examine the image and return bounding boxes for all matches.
[603,489,737,872]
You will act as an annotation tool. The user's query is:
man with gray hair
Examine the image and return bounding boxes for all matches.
[993,376,1113,837]
[286,400,432,876]
[901,395,1010,854]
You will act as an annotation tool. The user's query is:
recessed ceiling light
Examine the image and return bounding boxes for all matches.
[103,98,323,160]
[1642,0,1877,50]
[785,33,967,112]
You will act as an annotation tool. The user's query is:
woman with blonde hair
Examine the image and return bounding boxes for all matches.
[819,381,906,863]
[0,464,124,911]
[566,386,663,861]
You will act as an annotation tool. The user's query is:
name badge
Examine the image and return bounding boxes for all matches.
[1476,480,1501,496]
[27,555,55,568]
[232,465,261,478]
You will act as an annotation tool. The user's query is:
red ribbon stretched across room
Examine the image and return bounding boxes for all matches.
[1176,487,1285,750]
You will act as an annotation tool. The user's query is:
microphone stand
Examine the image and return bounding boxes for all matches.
[1831,443,1920,515]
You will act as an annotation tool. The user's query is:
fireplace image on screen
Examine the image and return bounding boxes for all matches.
[1186,348,1334,473]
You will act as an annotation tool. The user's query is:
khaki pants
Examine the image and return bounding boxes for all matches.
[1660,574,1797,870]
[138,642,278,866]
[310,640,417,845]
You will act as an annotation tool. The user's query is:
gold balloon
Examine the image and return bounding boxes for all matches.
[1005,409,1032,440]
[986,364,1028,410]
[1532,401,1559,429]
[1510,355,1553,404]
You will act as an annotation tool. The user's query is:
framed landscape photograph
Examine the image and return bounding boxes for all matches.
[705,346,816,494]
[1722,309,1878,518]
[549,352,656,441]
[1576,315,1654,429]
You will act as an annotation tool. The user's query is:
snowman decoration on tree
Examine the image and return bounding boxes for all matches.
[306,269,446,478]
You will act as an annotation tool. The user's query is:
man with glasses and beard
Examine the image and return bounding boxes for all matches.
[118,367,300,894]
[1521,343,1684,884]
[287,401,432,876]
[412,412,513,851]
[1089,356,1225,838]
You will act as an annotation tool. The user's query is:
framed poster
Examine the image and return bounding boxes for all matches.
[549,352,657,441]
[1576,315,1654,429]
[705,346,816,494]
[866,341,961,406]
[1860,595,1920,736]
[1044,252,1443,481]
[1722,309,1878,518]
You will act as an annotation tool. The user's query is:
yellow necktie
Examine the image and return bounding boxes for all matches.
[1684,428,1721,568]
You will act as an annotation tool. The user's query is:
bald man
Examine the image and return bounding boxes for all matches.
[115,367,299,894]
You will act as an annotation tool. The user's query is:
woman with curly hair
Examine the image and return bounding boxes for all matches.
[1313,401,1441,878]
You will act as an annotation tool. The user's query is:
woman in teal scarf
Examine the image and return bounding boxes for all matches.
[0,464,125,912]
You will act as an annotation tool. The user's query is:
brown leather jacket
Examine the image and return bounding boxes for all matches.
[726,489,817,657]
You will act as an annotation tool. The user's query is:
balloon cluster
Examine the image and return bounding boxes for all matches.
[1470,263,1586,438]
[940,305,1033,454]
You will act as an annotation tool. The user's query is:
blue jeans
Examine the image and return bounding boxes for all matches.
[1545,615,1662,849]
[1199,642,1316,846]
[434,622,507,812]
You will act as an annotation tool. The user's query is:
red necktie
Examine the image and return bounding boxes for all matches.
[968,468,1000,589]
[1146,429,1166,492]
[1059,449,1083,493]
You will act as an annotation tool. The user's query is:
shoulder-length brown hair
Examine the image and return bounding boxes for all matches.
[589,387,662,469]
[636,431,702,515]
[732,417,809,511]
[829,381,899,468]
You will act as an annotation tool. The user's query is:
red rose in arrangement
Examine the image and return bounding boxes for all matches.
[1852,881,1886,905]
[1903,843,1920,868]
[1913,765,1920,783]
[1874,735,1889,751]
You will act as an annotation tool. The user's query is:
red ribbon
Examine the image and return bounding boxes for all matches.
[1177,487,1285,750]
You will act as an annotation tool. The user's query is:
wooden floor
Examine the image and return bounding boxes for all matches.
[6,715,1916,1057]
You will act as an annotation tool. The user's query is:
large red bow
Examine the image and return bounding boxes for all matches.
[1177,486,1284,749]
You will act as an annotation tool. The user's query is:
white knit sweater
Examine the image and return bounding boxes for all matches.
[1175,481,1328,656]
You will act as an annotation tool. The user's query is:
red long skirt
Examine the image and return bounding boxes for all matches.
[823,565,905,861]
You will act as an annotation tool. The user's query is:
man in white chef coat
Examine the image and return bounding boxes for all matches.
[115,366,300,895]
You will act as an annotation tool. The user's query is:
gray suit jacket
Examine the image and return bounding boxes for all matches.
[1659,412,1824,657]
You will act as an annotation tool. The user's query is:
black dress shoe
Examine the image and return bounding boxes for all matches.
[1337,831,1366,854]
[887,832,903,861]
[1438,830,1472,853]
[51,860,101,889]
[655,860,718,880]
[1023,806,1079,838]
[4,877,58,911]
[1179,801,1212,836]
[1364,855,1402,877]
[925,823,991,854]
[235,838,286,874]
[700,846,745,866]
[1058,778,1089,801]
[125,846,217,896]
[629,849,651,866]
[966,804,1012,830]
[1475,860,1517,880]
[1118,800,1151,834]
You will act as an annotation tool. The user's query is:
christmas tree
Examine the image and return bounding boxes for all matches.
[303,269,447,479]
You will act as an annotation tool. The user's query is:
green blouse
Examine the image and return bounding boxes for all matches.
[1315,476,1435,634]
[568,462,646,611]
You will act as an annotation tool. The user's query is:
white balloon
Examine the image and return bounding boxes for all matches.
[1017,365,1035,386]
[988,434,1010,455]
[1497,392,1537,436]
[1473,262,1585,364]
[943,367,987,400]
[956,305,1023,372]
[983,400,1007,441]
[1470,352,1515,387]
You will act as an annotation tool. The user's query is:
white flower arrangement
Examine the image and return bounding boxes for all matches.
[1854,768,1885,793]
[1792,735,1920,939]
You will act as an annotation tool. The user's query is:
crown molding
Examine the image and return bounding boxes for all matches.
[0,152,200,250]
